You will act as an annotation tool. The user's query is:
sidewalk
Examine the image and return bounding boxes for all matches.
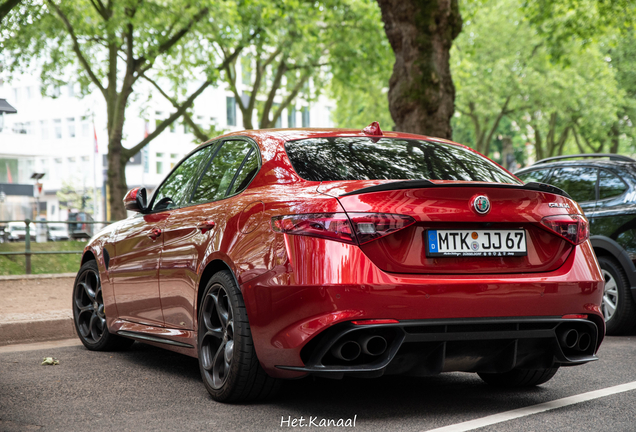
[0,273,77,346]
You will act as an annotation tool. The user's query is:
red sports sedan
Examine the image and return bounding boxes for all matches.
[73,124,604,402]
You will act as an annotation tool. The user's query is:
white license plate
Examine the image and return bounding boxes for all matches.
[426,229,527,257]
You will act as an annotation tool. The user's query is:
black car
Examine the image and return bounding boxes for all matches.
[516,154,636,335]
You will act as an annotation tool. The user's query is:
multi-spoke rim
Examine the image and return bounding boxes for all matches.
[73,268,106,344]
[200,284,235,389]
[602,269,618,322]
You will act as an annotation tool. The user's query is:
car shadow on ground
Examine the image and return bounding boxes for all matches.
[114,341,556,423]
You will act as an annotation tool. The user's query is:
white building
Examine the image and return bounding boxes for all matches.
[0,66,335,222]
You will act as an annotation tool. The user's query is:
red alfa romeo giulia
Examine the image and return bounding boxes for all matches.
[73,123,604,402]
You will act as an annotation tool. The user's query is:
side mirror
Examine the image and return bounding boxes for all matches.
[123,187,148,213]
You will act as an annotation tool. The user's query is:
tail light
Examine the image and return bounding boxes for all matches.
[541,214,589,245]
[271,212,415,245]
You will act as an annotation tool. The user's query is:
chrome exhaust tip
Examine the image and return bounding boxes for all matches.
[359,335,387,356]
[331,340,362,361]
[577,332,591,352]
[559,328,579,349]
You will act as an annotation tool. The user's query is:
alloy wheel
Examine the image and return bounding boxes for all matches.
[200,284,235,390]
[73,268,106,344]
[602,268,618,322]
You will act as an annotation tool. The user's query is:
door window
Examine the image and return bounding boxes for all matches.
[191,140,258,204]
[151,144,217,211]
[599,169,627,200]
[549,167,597,203]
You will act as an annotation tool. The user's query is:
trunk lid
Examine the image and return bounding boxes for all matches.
[319,181,580,274]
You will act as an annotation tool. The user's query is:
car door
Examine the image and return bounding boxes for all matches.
[159,138,260,330]
[546,166,598,215]
[109,145,212,326]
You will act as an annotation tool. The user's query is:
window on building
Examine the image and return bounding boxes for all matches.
[156,152,164,175]
[52,86,61,98]
[81,116,90,137]
[288,106,296,128]
[40,121,49,140]
[155,111,163,129]
[67,84,75,98]
[26,86,32,99]
[302,107,310,127]
[227,96,236,126]
[170,153,178,169]
[54,119,62,139]
[24,122,33,135]
[67,117,76,138]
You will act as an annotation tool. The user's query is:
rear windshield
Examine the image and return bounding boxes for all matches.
[285,137,521,184]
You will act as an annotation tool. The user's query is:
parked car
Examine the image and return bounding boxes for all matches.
[73,125,604,402]
[6,221,36,241]
[47,223,70,241]
[516,154,636,335]
[68,212,94,239]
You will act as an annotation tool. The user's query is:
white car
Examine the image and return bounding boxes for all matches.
[48,223,70,241]
[6,222,36,241]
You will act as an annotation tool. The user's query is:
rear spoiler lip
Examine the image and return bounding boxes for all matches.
[338,180,572,200]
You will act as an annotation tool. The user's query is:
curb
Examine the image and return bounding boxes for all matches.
[0,273,76,281]
[0,317,77,347]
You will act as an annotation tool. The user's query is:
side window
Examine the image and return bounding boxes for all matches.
[191,140,256,204]
[228,149,259,196]
[152,144,216,211]
[549,167,597,203]
[516,169,551,183]
[599,169,627,200]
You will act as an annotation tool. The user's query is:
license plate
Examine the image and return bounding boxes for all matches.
[426,229,527,257]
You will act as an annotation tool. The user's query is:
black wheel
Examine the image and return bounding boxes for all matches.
[478,367,559,387]
[198,270,279,402]
[73,260,134,351]
[599,256,636,335]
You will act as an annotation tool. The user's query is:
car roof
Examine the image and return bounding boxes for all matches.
[517,159,636,173]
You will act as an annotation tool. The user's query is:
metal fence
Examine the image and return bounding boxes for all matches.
[0,219,114,274]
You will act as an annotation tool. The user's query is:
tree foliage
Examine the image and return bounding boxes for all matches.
[1,0,250,219]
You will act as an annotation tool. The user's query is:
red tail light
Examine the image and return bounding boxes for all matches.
[271,213,415,245]
[541,214,589,245]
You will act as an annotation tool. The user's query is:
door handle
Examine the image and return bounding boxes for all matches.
[197,220,216,233]
[148,228,162,240]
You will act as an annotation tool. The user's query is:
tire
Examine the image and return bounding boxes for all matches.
[72,260,134,351]
[599,256,636,335]
[478,367,559,387]
[197,270,280,402]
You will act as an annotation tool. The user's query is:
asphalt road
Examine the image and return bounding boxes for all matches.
[1,337,635,432]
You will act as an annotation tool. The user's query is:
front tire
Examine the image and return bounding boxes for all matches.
[478,367,559,387]
[72,260,134,351]
[197,270,279,402]
[598,256,636,335]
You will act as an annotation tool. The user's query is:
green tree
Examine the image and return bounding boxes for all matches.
[0,0,20,24]
[376,0,463,139]
[1,1,248,220]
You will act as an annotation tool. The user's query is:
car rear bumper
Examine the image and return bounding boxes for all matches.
[277,317,599,379]
[241,236,604,379]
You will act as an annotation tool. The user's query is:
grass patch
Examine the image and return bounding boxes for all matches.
[0,241,86,275]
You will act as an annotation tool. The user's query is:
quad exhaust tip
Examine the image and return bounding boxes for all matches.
[331,340,362,361]
[330,335,388,361]
[558,327,592,353]
[359,335,387,356]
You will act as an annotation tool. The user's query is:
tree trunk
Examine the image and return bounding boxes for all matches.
[377,0,462,139]
[107,134,128,221]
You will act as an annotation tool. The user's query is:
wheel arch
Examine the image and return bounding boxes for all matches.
[591,235,636,302]
[196,257,241,326]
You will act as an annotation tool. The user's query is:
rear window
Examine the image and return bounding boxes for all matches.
[285,137,520,184]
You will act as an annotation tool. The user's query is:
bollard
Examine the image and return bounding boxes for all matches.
[25,219,31,274]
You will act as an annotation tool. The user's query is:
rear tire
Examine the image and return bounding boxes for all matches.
[197,270,280,402]
[598,256,636,335]
[73,260,134,351]
[478,367,559,387]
